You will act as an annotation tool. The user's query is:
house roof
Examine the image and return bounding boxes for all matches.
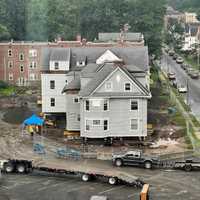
[98,32,143,42]
[62,76,80,93]
[50,48,71,61]
[91,92,151,98]
[79,64,150,97]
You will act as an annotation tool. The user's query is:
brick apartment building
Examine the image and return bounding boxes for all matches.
[0,33,144,86]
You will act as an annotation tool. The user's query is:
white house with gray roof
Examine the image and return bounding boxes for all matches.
[41,46,151,139]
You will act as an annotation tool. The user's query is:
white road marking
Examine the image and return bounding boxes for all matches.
[98,185,125,195]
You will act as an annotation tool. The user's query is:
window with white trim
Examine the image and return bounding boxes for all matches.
[131,100,138,110]
[85,120,90,131]
[125,83,131,91]
[77,114,80,121]
[104,120,108,130]
[74,97,79,103]
[54,62,59,70]
[8,49,12,57]
[29,49,37,57]
[130,119,138,130]
[85,100,90,111]
[9,73,13,80]
[105,82,112,91]
[50,98,55,107]
[8,61,13,68]
[93,120,101,126]
[20,65,24,73]
[19,53,24,61]
[50,80,55,89]
[29,73,36,81]
[92,99,101,107]
[29,61,37,69]
[103,100,109,111]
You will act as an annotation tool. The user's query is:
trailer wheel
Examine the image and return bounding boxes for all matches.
[16,164,26,173]
[82,174,90,182]
[144,161,152,169]
[184,165,192,172]
[108,177,117,185]
[115,159,123,167]
[4,162,14,173]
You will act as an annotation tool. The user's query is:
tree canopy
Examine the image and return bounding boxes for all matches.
[0,0,166,56]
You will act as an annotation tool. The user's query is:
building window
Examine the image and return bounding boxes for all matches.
[130,119,138,130]
[29,49,37,57]
[105,82,112,91]
[85,100,90,111]
[50,80,55,89]
[8,61,13,68]
[29,73,36,81]
[77,114,80,122]
[8,49,12,57]
[65,80,68,83]
[20,65,24,73]
[77,61,85,67]
[74,97,79,103]
[19,53,24,61]
[104,100,109,111]
[93,120,101,126]
[125,83,131,91]
[85,120,90,131]
[131,100,138,110]
[104,120,108,131]
[9,73,13,80]
[92,99,101,107]
[54,62,59,70]
[29,61,37,69]
[50,98,55,107]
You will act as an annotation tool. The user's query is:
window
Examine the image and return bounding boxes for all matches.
[74,97,79,103]
[85,100,90,111]
[29,49,37,57]
[92,99,100,107]
[9,73,13,80]
[54,62,59,70]
[50,98,55,107]
[77,61,85,67]
[93,120,101,126]
[50,80,55,89]
[125,83,131,91]
[104,100,109,111]
[131,100,138,110]
[130,119,138,130]
[29,73,36,81]
[8,49,12,57]
[65,80,68,83]
[20,65,24,73]
[104,120,108,131]
[19,53,24,61]
[105,82,112,91]
[8,61,13,68]
[29,61,37,69]
[77,114,80,122]
[85,120,90,131]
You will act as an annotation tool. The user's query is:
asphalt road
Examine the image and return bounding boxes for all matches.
[0,162,200,200]
[161,52,200,120]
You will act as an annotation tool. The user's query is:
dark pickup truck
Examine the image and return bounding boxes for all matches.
[112,150,159,169]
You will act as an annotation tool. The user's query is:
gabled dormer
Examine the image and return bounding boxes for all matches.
[49,48,71,71]
[96,50,122,64]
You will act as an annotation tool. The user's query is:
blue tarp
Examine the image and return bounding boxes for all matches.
[23,114,44,126]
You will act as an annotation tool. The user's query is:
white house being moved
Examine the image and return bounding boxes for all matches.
[41,46,151,140]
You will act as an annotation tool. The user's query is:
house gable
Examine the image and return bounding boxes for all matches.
[92,67,148,96]
[96,50,122,64]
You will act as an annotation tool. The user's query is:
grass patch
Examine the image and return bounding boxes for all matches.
[0,86,15,96]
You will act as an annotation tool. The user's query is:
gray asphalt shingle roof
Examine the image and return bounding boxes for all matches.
[62,76,80,93]
[50,48,71,61]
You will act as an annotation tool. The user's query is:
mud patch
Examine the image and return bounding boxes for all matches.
[2,106,33,124]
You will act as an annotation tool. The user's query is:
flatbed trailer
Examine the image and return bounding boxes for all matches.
[0,159,144,187]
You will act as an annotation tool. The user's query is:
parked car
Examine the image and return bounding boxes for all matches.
[178,85,187,93]
[168,50,175,56]
[176,57,184,64]
[186,67,194,75]
[173,54,178,60]
[112,150,159,169]
[168,72,176,80]
[189,69,199,79]
[90,196,108,200]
